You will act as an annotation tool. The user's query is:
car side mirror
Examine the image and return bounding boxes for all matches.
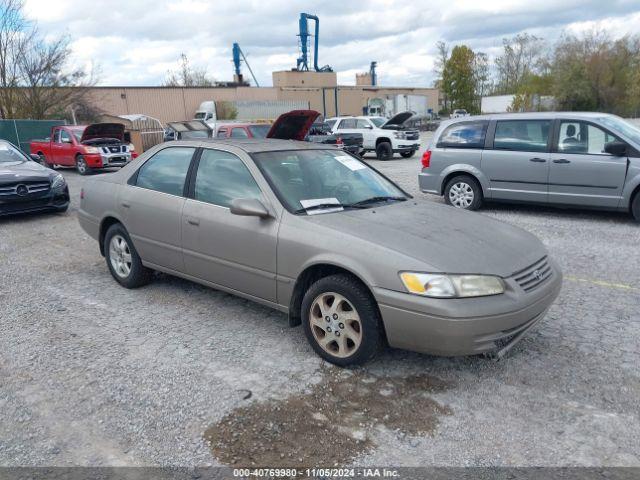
[604,141,627,157]
[230,198,271,218]
[29,153,41,162]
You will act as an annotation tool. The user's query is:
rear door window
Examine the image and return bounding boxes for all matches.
[437,121,488,149]
[493,120,551,152]
[135,147,195,196]
[355,119,371,129]
[338,119,356,129]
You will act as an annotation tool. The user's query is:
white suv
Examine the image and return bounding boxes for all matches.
[326,112,420,160]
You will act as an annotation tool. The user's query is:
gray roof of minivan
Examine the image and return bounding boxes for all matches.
[446,112,615,122]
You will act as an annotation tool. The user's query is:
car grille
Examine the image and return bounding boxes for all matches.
[513,256,553,292]
[0,198,51,213]
[0,181,51,196]
[405,130,420,140]
[102,145,126,153]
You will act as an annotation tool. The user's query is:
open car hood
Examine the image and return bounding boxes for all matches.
[267,110,321,141]
[383,111,414,128]
[80,123,125,143]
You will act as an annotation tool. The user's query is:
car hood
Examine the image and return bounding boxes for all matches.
[383,111,414,128]
[267,110,321,141]
[307,200,547,277]
[80,123,125,143]
[0,160,53,182]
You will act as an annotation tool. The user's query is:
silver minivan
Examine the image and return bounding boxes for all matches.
[419,112,640,221]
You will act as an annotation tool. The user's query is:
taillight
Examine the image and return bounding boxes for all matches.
[336,136,343,146]
[421,150,431,168]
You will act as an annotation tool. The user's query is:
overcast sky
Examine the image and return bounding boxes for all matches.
[22,0,640,88]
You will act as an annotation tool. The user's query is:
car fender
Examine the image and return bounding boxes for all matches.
[438,163,490,197]
[297,253,378,290]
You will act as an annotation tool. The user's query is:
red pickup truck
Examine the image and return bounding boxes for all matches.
[30,123,137,175]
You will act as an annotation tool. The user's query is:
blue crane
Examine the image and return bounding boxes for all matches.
[232,42,259,87]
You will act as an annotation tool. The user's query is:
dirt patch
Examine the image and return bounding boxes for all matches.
[204,369,452,468]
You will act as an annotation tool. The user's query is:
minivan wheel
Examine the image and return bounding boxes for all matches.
[301,274,383,366]
[375,141,393,160]
[400,150,415,158]
[444,175,483,210]
[76,155,92,175]
[104,223,152,288]
[632,192,640,222]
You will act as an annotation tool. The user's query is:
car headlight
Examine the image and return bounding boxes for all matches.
[51,174,66,189]
[84,146,100,154]
[393,131,407,139]
[399,272,505,298]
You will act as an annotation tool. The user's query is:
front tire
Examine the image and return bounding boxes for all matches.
[444,174,483,210]
[375,141,393,160]
[76,155,92,175]
[632,191,640,222]
[400,150,415,158]
[104,223,152,288]
[301,274,383,366]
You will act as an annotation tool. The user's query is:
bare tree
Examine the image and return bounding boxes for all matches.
[163,53,215,87]
[433,41,450,112]
[494,33,546,94]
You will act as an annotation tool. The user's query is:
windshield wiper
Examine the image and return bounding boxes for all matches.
[345,196,407,207]
[294,202,370,214]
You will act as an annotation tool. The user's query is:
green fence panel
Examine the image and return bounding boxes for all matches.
[0,119,66,153]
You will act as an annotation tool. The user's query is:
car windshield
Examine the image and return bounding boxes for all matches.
[253,149,407,214]
[248,125,271,138]
[0,142,28,163]
[369,117,386,127]
[70,128,84,141]
[598,116,640,145]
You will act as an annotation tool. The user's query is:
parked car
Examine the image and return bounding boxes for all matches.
[165,120,213,141]
[216,123,272,139]
[30,124,137,175]
[419,112,640,221]
[451,109,469,118]
[268,110,363,156]
[78,116,562,365]
[0,140,69,216]
[326,112,420,160]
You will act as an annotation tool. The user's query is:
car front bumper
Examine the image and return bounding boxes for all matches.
[85,153,132,169]
[0,186,69,216]
[373,257,563,356]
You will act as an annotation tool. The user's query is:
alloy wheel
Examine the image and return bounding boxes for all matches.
[309,292,362,358]
[109,235,133,278]
[449,182,474,208]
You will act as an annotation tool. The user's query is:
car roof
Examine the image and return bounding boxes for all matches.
[171,138,333,153]
[447,111,615,122]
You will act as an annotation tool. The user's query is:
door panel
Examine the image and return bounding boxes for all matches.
[482,119,551,203]
[119,146,196,271]
[181,148,278,302]
[549,121,627,207]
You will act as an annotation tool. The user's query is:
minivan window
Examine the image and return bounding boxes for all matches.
[493,120,550,152]
[135,147,195,196]
[437,121,488,149]
[558,121,620,155]
[194,149,262,208]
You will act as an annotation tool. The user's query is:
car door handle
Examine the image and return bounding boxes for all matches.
[529,158,546,163]
[186,217,200,226]
[121,202,130,208]
[553,159,571,164]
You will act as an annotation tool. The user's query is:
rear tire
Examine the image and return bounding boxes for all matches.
[301,274,383,367]
[444,174,483,210]
[400,150,415,158]
[632,191,640,222]
[76,155,92,175]
[375,141,393,160]
[103,223,152,288]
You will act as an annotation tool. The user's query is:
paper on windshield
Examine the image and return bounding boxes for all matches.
[299,197,344,215]
[335,155,366,171]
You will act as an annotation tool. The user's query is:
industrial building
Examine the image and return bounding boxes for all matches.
[82,71,439,124]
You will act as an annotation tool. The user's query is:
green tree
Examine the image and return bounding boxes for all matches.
[441,45,478,113]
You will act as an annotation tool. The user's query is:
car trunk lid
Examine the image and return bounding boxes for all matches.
[267,110,321,141]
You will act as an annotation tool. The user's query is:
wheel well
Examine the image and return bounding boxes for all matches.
[375,137,391,147]
[98,217,121,256]
[288,264,372,327]
[441,171,482,196]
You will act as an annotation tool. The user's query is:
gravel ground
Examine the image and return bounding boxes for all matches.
[0,139,639,467]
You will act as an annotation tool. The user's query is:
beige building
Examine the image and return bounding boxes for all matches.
[83,71,439,124]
